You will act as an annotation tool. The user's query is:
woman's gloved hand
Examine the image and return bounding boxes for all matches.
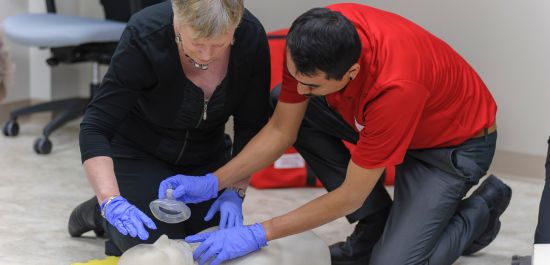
[158,173,219,204]
[101,196,157,240]
[185,223,267,265]
[204,189,243,229]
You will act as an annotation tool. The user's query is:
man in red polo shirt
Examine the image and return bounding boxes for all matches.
[158,3,512,265]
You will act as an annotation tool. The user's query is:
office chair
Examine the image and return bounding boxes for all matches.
[1,0,162,154]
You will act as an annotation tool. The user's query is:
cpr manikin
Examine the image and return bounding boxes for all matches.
[118,234,193,265]
[118,227,331,265]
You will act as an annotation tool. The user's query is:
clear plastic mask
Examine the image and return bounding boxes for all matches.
[149,188,191,224]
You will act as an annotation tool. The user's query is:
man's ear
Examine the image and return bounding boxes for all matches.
[347,63,361,80]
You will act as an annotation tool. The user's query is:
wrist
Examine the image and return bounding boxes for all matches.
[97,189,120,205]
[260,220,274,241]
[250,223,268,247]
[226,187,246,200]
[100,195,122,218]
[205,173,220,198]
[99,193,120,205]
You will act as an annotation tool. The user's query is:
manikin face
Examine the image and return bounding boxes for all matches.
[285,51,360,97]
[118,235,194,265]
[174,21,235,65]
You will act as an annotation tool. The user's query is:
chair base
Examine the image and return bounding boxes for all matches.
[3,97,89,154]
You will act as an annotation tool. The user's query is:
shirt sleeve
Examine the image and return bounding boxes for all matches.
[79,25,157,163]
[351,80,429,170]
[232,24,270,157]
[278,53,307,103]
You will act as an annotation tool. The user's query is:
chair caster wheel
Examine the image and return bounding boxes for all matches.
[3,120,19,137]
[34,137,52,154]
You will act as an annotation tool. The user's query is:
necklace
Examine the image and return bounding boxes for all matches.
[175,34,209,70]
[185,54,208,70]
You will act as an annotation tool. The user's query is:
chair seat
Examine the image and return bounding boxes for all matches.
[2,14,126,47]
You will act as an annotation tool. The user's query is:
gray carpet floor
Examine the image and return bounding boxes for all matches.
[0,115,541,264]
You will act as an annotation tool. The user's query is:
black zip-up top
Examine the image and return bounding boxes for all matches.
[79,2,270,166]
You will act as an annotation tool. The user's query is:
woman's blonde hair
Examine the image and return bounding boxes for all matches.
[172,0,244,39]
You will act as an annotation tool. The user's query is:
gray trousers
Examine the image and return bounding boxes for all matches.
[370,134,495,265]
[281,90,496,265]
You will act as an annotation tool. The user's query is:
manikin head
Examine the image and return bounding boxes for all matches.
[118,235,194,265]
[118,228,331,265]
[286,7,362,97]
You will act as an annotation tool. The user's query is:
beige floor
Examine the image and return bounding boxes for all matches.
[0,115,542,265]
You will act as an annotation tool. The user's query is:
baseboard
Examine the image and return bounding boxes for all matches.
[491,150,546,179]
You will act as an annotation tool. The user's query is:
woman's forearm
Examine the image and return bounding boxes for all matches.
[83,156,120,203]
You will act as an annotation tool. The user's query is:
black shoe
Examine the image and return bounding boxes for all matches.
[68,196,105,237]
[463,175,512,255]
[330,208,389,265]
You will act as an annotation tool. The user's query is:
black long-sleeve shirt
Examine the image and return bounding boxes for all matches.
[80,2,270,167]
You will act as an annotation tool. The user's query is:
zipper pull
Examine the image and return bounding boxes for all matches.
[202,100,209,120]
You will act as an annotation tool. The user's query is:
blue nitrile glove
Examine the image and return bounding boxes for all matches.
[185,223,267,265]
[204,189,243,229]
[101,196,157,240]
[158,173,218,204]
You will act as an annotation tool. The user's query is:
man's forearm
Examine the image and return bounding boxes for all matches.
[262,165,384,241]
[83,156,120,203]
[215,121,295,190]
[262,186,361,241]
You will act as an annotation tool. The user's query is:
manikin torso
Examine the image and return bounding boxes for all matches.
[118,227,331,265]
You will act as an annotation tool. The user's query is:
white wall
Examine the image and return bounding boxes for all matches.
[2,0,549,157]
[246,0,550,157]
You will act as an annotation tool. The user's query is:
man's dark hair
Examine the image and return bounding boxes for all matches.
[286,7,361,80]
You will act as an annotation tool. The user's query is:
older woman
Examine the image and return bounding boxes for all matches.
[68,0,270,256]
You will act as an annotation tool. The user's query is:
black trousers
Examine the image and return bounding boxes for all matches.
[271,87,496,264]
[535,136,550,243]
[102,134,231,255]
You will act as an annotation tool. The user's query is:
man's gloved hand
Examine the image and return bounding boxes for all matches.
[204,189,243,229]
[101,196,157,240]
[158,173,218,204]
[185,223,267,265]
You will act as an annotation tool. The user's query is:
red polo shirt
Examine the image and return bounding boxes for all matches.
[279,3,497,174]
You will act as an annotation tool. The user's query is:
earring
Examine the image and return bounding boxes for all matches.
[349,76,353,81]
[175,34,182,44]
